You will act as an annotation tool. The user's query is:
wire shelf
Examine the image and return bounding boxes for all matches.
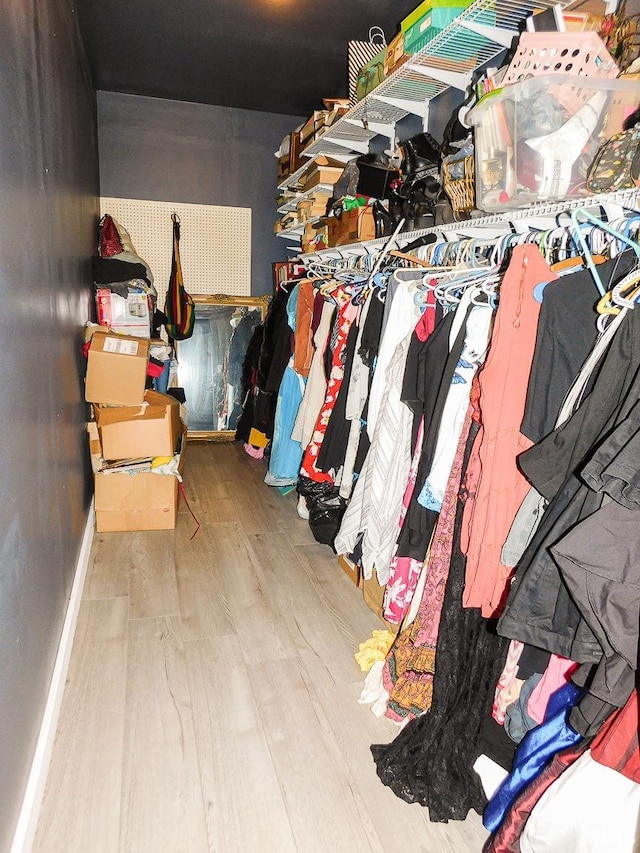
[300,0,572,161]
[276,183,334,214]
[296,189,640,261]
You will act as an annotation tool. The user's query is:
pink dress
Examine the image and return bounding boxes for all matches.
[461,245,557,617]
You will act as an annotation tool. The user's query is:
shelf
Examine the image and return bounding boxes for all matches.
[276,183,334,214]
[297,188,640,262]
[298,0,570,163]
[278,152,355,192]
[276,215,325,241]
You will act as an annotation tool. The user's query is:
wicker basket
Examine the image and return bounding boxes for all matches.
[443,154,475,214]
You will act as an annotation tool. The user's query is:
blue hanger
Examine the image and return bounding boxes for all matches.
[569,208,640,297]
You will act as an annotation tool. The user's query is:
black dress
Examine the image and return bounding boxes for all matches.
[372,420,510,822]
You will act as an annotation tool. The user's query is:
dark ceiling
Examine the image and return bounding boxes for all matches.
[76,0,420,117]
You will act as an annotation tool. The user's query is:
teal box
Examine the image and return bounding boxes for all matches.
[404,3,474,53]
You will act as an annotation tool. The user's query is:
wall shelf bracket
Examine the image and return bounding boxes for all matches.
[408,63,471,91]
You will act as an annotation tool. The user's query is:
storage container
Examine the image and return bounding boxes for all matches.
[401,0,475,54]
[467,74,640,211]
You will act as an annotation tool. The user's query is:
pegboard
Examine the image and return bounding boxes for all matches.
[99,198,252,308]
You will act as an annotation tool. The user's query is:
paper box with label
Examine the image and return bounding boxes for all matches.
[94,390,183,460]
[85,329,150,406]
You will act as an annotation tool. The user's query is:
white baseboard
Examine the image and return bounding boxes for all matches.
[11,501,95,853]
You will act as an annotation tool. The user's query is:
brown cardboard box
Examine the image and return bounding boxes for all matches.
[94,390,183,460]
[338,554,361,587]
[301,219,329,254]
[85,329,149,406]
[327,207,376,247]
[93,429,186,532]
[94,469,180,532]
[299,110,330,146]
[362,574,401,634]
[302,164,345,191]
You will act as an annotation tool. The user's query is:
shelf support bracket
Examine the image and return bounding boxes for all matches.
[408,63,471,91]
[346,117,396,143]
[319,135,371,155]
[372,94,429,119]
[457,20,517,49]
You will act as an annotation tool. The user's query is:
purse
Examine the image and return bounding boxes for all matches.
[586,125,640,194]
[164,214,195,342]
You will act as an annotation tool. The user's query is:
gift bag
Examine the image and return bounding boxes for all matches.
[348,26,386,105]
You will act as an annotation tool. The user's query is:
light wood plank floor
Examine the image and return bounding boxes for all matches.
[34,441,489,853]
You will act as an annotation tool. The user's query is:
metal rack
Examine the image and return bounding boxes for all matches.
[279,0,569,192]
[276,184,334,215]
[299,188,640,263]
[276,215,324,240]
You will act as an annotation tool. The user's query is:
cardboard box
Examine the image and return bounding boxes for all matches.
[327,207,376,247]
[85,329,150,406]
[302,157,346,191]
[338,554,361,587]
[93,428,186,532]
[362,574,401,634]
[301,219,329,254]
[95,285,152,338]
[94,468,180,532]
[300,110,330,146]
[94,390,183,460]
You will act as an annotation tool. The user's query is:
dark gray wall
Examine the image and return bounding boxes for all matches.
[0,1,99,849]
[97,93,304,295]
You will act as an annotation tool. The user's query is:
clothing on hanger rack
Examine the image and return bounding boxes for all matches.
[234,199,640,843]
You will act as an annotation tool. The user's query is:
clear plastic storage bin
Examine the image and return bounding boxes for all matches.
[467,74,640,211]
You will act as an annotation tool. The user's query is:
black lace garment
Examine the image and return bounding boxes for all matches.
[371,420,510,822]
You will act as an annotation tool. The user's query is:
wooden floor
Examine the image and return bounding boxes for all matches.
[34,441,488,853]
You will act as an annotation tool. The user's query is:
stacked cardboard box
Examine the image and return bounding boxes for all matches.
[327,207,376,247]
[85,329,186,532]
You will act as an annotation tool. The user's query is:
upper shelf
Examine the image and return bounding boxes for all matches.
[281,0,570,181]
[277,183,334,214]
[299,188,640,262]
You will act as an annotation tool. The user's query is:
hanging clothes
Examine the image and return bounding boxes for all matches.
[381,405,473,721]
[334,279,424,582]
[372,417,511,822]
[462,245,556,618]
[298,287,358,483]
[265,285,306,485]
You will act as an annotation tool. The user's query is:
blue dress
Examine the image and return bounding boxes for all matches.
[265,285,306,486]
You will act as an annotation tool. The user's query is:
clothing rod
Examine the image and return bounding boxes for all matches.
[299,188,640,266]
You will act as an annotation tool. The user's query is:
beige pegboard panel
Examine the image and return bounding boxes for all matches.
[99,198,252,308]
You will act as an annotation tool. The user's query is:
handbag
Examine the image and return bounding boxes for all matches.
[164,214,195,342]
[586,125,640,194]
[98,214,124,258]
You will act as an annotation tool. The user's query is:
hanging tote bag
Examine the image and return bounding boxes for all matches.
[348,26,387,104]
[164,213,195,341]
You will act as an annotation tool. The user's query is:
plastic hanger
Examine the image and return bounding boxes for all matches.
[569,209,640,297]
[387,249,434,268]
